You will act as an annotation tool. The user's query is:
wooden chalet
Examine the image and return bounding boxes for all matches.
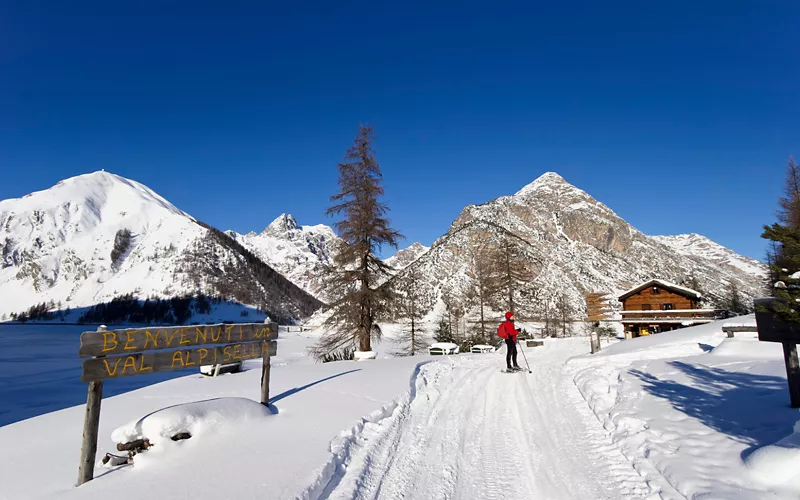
[618,279,725,338]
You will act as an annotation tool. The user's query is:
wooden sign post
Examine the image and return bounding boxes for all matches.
[76,321,278,486]
[754,298,800,408]
[585,292,613,354]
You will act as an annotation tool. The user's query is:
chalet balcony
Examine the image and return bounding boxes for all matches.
[620,309,726,324]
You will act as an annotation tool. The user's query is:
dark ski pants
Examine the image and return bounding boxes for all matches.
[505,338,519,369]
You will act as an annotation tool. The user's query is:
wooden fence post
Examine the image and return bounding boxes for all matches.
[77,325,106,486]
[261,343,271,406]
[783,341,800,409]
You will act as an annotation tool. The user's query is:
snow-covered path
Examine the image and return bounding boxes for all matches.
[319,340,657,500]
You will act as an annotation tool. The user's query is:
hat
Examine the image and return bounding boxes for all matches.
[505,311,514,320]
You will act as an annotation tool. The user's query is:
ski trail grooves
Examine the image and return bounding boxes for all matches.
[315,341,658,500]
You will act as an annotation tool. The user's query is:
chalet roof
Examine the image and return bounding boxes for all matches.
[617,279,702,302]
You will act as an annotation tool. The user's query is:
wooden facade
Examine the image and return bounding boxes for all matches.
[618,280,722,338]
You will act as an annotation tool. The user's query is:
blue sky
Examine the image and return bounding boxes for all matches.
[1,1,797,260]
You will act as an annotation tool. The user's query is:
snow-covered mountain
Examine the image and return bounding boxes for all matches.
[651,233,767,278]
[385,242,429,270]
[225,214,340,300]
[0,172,321,321]
[387,172,767,319]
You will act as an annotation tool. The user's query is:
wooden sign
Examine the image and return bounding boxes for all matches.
[754,298,800,408]
[79,323,277,357]
[585,292,613,322]
[81,341,277,382]
[76,321,279,487]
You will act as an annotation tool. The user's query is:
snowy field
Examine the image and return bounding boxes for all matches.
[1,318,799,499]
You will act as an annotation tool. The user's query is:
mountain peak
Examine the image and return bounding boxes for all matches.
[1,170,190,221]
[385,242,430,270]
[514,172,569,197]
[264,213,298,235]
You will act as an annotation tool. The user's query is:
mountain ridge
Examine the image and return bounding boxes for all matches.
[0,172,320,322]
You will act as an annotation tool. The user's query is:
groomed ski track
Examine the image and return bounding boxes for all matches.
[310,340,661,500]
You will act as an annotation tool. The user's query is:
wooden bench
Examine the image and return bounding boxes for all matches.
[722,325,758,338]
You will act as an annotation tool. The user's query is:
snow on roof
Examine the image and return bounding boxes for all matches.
[618,279,702,301]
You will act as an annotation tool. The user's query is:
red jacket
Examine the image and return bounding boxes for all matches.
[498,320,518,341]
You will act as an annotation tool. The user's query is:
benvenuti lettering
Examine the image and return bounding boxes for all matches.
[243,343,258,359]
[198,348,209,364]
[195,327,207,344]
[225,326,235,342]
[179,328,191,345]
[238,325,245,341]
[211,327,221,342]
[167,329,181,346]
[233,344,242,359]
[121,356,137,374]
[222,345,233,362]
[124,330,139,351]
[102,358,123,376]
[184,351,196,366]
[171,351,184,368]
[144,330,159,349]
[139,355,153,372]
[101,332,119,353]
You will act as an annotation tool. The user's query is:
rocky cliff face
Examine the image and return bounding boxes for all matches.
[225,214,341,301]
[389,172,766,320]
[385,242,430,271]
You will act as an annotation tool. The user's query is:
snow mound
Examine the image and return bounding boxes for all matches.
[354,351,378,361]
[745,420,800,492]
[111,397,270,452]
[706,337,783,359]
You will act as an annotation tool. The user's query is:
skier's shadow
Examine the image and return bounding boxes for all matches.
[269,369,361,404]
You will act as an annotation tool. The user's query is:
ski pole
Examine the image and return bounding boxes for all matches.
[517,338,532,373]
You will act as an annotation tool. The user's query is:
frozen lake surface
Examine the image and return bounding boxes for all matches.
[0,324,197,427]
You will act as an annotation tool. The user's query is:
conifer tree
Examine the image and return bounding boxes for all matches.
[312,125,402,358]
[762,156,800,321]
[726,281,748,315]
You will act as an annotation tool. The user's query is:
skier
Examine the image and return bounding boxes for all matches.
[497,311,522,371]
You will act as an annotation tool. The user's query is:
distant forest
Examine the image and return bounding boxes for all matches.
[76,293,215,324]
[6,293,270,325]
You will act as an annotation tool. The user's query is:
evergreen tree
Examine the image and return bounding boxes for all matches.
[726,281,749,315]
[433,315,454,343]
[762,156,800,321]
[313,125,403,358]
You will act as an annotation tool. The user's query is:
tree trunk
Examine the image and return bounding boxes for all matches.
[411,317,416,355]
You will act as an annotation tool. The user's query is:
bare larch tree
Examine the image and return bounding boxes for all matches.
[492,236,536,315]
[312,125,402,358]
[393,265,433,355]
[467,241,499,343]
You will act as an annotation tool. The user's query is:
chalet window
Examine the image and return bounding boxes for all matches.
[663,304,674,310]
[641,304,651,310]
[652,287,660,294]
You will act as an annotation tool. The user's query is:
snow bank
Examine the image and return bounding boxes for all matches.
[110,398,271,461]
[568,316,800,499]
[354,351,377,360]
[745,419,800,492]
